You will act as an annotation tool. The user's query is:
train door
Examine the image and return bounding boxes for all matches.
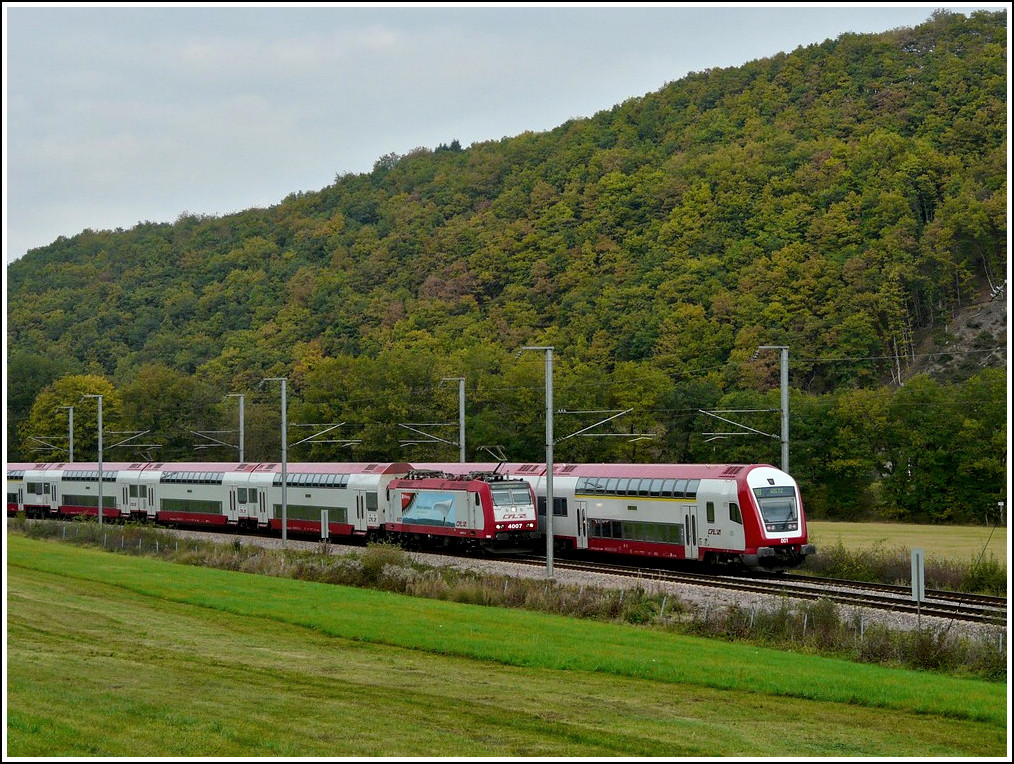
[469,491,481,531]
[575,500,589,549]
[143,479,158,520]
[353,492,363,531]
[137,482,149,517]
[353,490,378,532]
[234,485,258,525]
[9,484,24,515]
[31,481,55,516]
[243,472,273,528]
[123,475,151,519]
[43,481,57,514]
[257,489,269,527]
[684,505,700,561]
[223,480,243,524]
[43,468,65,515]
[129,482,150,518]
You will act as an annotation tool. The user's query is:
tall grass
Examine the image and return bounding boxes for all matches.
[8,517,1007,682]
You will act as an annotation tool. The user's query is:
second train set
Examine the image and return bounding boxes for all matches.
[6,459,815,569]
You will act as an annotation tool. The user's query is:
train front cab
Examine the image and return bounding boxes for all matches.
[487,478,539,551]
[738,466,815,570]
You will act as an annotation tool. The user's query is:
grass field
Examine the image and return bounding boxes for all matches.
[807,520,1009,566]
[5,534,1007,758]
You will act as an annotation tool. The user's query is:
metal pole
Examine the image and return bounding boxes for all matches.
[457,377,466,463]
[281,379,287,545]
[59,406,74,462]
[757,345,790,474]
[779,346,789,474]
[441,377,467,462]
[83,395,103,527]
[545,348,554,579]
[521,346,554,578]
[262,379,288,546]
[97,396,103,527]
[228,394,245,462]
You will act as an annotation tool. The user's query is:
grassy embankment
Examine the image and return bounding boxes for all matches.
[5,534,1007,758]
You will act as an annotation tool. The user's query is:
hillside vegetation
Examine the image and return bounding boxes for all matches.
[6,9,1007,524]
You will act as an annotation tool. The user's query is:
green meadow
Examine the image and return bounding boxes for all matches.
[806,520,1009,567]
[5,535,1007,758]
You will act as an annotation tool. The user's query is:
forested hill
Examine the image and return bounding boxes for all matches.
[6,9,1008,524]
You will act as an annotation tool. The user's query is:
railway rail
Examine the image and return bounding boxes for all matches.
[501,554,1008,627]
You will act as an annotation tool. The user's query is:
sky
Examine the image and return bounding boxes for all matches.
[3,2,1008,265]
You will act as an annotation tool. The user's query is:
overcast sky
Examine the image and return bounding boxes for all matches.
[3,2,1006,264]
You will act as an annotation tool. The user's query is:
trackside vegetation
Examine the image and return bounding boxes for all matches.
[5,533,1006,758]
[9,519,1007,684]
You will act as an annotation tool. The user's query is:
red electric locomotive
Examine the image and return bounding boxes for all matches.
[384,468,539,553]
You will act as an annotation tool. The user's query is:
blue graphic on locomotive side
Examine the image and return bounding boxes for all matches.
[401,491,456,527]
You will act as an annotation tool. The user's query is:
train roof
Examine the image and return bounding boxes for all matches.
[546,463,779,479]
[7,461,782,480]
[6,461,415,476]
[229,462,413,475]
[420,462,781,479]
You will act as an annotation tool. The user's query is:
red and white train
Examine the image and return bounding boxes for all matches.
[6,460,815,569]
[419,461,814,570]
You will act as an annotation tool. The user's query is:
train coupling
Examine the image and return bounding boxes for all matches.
[743,543,816,569]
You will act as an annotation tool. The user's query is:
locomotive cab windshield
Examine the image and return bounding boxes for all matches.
[753,485,798,532]
[490,483,534,508]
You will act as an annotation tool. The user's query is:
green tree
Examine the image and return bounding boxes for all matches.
[19,375,121,463]
[119,364,220,461]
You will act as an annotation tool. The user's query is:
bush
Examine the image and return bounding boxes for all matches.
[359,541,410,584]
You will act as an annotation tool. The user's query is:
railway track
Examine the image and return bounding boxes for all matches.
[501,554,1008,627]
